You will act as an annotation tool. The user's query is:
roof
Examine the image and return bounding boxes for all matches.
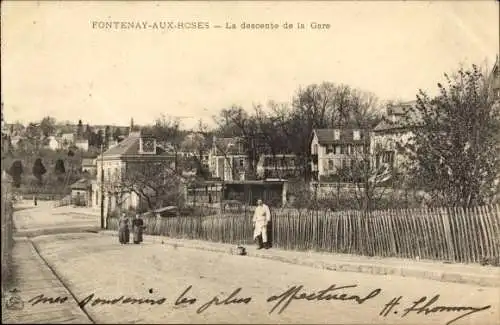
[313,128,369,145]
[70,178,91,190]
[373,101,420,133]
[100,132,176,159]
[213,137,246,155]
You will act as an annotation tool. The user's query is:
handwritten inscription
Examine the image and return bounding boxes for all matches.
[267,284,381,314]
[17,285,492,324]
[380,294,492,325]
[28,294,68,306]
[197,288,252,314]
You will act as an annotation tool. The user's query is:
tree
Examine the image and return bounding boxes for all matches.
[113,127,122,141]
[104,126,111,148]
[54,158,66,182]
[96,130,104,147]
[117,159,185,211]
[32,158,47,185]
[77,120,83,138]
[402,64,500,208]
[8,160,23,188]
[84,124,92,140]
[40,116,56,137]
[143,115,185,171]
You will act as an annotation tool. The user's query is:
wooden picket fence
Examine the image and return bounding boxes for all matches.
[107,204,500,264]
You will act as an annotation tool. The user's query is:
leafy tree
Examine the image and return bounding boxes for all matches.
[8,160,23,188]
[32,158,47,185]
[54,158,66,182]
[402,64,500,207]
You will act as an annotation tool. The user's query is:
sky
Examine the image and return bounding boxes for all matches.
[1,1,498,129]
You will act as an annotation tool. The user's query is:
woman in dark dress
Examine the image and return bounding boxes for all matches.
[132,214,145,244]
[118,213,130,244]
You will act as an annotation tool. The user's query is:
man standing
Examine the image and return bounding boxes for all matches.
[253,199,271,249]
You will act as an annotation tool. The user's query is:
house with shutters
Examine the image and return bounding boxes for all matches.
[92,131,176,216]
[310,127,370,182]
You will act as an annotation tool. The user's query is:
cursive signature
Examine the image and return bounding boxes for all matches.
[196,287,252,314]
[267,284,382,314]
[401,295,491,325]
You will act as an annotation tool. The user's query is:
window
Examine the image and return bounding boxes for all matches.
[328,159,334,170]
[335,145,341,154]
[353,130,361,141]
[239,159,244,167]
[290,158,295,167]
[326,145,334,154]
[312,144,318,155]
[334,129,340,140]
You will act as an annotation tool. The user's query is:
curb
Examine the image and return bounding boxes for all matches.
[98,230,499,288]
[2,238,93,324]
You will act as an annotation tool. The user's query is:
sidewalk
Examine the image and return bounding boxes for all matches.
[1,237,92,324]
[100,230,500,287]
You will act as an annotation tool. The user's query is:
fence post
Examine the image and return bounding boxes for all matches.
[440,207,455,262]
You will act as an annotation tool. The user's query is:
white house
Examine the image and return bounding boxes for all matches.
[45,136,59,151]
[310,127,370,181]
[93,131,176,218]
[81,158,97,176]
[256,153,300,179]
[61,133,75,144]
[75,138,89,151]
[208,136,248,181]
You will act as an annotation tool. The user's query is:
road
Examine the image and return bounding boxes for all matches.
[26,232,499,325]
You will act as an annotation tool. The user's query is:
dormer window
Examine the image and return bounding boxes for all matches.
[140,137,156,154]
[334,129,340,140]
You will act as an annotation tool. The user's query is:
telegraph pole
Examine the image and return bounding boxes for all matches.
[100,144,105,229]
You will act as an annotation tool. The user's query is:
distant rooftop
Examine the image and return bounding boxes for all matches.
[313,128,369,145]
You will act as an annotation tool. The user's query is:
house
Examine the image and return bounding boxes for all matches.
[82,158,97,176]
[310,127,370,182]
[75,138,89,151]
[10,135,22,149]
[370,101,418,171]
[256,154,300,179]
[208,136,248,181]
[70,178,92,206]
[44,136,59,151]
[93,131,176,216]
[60,133,75,146]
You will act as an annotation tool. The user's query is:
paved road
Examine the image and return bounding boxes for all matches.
[13,202,100,235]
[25,233,499,325]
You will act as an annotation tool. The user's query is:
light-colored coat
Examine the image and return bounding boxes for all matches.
[253,204,271,240]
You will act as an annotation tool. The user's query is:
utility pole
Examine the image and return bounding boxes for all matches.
[100,144,105,229]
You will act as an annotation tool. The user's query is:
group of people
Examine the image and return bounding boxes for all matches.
[117,198,272,250]
[118,213,145,245]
